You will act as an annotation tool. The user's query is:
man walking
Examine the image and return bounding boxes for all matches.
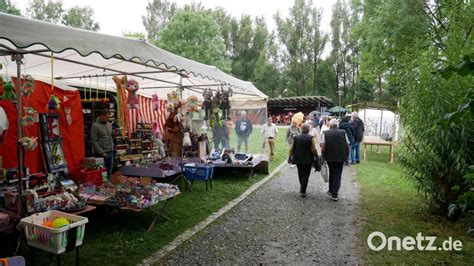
[288,124,318,197]
[235,111,253,153]
[91,109,114,178]
[321,119,350,201]
[350,112,365,164]
[261,116,278,161]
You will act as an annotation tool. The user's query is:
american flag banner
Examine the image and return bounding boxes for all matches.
[128,94,167,136]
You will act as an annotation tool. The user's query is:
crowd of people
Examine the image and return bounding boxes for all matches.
[286,112,365,201]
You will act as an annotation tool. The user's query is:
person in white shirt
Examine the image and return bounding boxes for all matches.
[261,117,278,161]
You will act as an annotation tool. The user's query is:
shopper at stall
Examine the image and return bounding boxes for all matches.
[288,123,318,197]
[320,119,350,201]
[235,111,253,153]
[261,116,278,161]
[91,109,114,178]
[212,122,228,149]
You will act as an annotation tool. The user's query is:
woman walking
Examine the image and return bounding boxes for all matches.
[288,124,318,197]
[287,121,300,168]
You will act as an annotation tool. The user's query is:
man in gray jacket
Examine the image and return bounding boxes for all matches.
[91,109,114,178]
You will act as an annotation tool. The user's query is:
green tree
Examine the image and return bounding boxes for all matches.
[123,31,146,39]
[0,0,21,15]
[62,6,100,31]
[157,10,231,72]
[27,0,63,24]
[142,0,177,43]
[274,0,315,96]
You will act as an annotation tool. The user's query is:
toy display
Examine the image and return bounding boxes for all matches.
[201,88,212,121]
[210,90,222,128]
[185,96,199,112]
[220,88,233,119]
[126,79,139,109]
[21,74,35,96]
[1,81,16,101]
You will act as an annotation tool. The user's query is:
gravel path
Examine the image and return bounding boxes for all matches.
[164,164,360,265]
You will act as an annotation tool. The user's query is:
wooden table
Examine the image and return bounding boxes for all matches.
[70,205,96,216]
[362,136,394,163]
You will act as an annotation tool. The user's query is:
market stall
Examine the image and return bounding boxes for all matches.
[0,12,268,261]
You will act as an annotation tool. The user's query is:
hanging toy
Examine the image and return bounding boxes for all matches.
[182,131,191,147]
[185,96,200,112]
[47,117,60,139]
[62,96,73,126]
[152,94,160,112]
[21,74,35,96]
[210,90,222,128]
[47,95,61,112]
[220,88,233,119]
[167,90,179,110]
[126,79,139,109]
[22,107,38,126]
[1,81,16,101]
[19,136,38,151]
[201,88,212,121]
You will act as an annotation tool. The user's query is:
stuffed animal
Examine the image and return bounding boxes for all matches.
[152,94,160,112]
[182,132,191,147]
[1,81,16,101]
[210,90,222,128]
[220,88,233,119]
[19,136,38,151]
[21,74,35,96]
[201,88,213,121]
[167,90,180,110]
[22,107,38,126]
[126,79,139,109]
[185,96,199,112]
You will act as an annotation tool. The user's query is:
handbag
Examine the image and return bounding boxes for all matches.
[312,156,321,172]
[321,161,329,183]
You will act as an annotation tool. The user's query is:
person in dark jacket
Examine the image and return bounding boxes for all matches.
[321,119,350,201]
[91,109,114,178]
[235,111,253,153]
[350,112,365,164]
[339,116,354,165]
[288,124,318,197]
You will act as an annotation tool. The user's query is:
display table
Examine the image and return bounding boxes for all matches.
[70,205,96,216]
[362,136,394,163]
[82,193,179,232]
[118,162,181,181]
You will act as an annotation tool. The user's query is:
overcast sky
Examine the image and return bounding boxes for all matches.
[12,0,336,37]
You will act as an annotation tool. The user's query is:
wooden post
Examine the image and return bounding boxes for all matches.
[363,143,367,161]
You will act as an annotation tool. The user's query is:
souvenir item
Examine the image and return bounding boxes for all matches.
[152,94,159,112]
[47,95,61,111]
[19,136,38,151]
[1,81,15,101]
[126,79,139,109]
[201,88,212,121]
[220,88,233,119]
[21,74,35,96]
[185,95,199,112]
[62,96,73,126]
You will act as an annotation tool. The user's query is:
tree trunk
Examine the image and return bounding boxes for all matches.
[313,56,318,96]
[378,74,382,104]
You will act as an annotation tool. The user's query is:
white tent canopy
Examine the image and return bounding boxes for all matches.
[0,13,267,109]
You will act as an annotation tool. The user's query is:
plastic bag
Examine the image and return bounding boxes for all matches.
[321,162,329,183]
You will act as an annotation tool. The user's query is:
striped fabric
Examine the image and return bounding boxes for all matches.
[128,94,167,136]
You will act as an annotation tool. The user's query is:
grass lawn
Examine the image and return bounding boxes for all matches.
[40,128,288,265]
[355,147,474,264]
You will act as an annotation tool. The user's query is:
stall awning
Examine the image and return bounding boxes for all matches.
[0,12,267,102]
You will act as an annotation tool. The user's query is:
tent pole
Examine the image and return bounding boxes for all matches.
[12,53,25,217]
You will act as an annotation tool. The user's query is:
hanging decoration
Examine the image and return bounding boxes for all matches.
[46,95,61,112]
[22,107,38,126]
[210,90,222,128]
[62,96,73,126]
[1,81,16,101]
[184,96,199,112]
[21,74,35,96]
[126,79,139,109]
[112,75,128,138]
[220,87,233,119]
[201,88,212,121]
[152,94,159,112]
[19,136,38,151]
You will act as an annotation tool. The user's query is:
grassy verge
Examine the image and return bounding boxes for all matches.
[355,147,473,264]
[47,129,287,265]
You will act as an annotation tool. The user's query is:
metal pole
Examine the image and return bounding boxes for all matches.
[13,53,24,217]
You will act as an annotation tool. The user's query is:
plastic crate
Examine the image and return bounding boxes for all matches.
[69,168,106,186]
[19,210,88,254]
[183,164,215,181]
